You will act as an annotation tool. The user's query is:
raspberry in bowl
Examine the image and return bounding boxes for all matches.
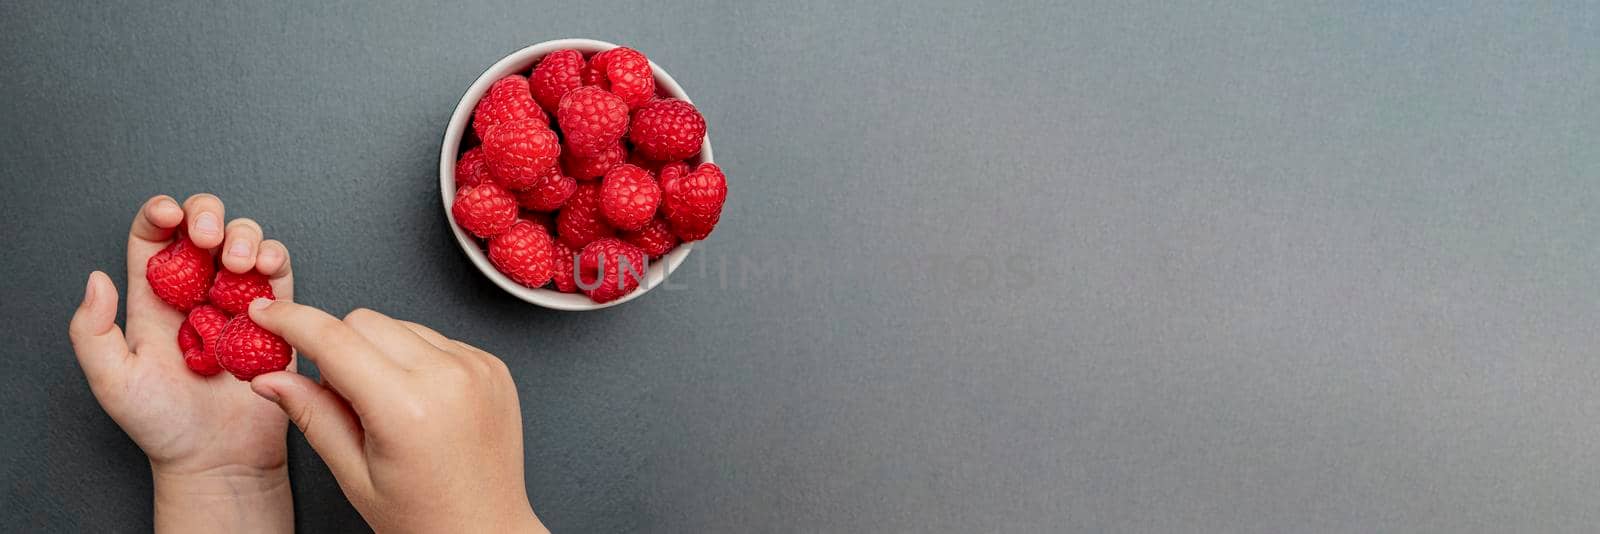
[441,39,724,310]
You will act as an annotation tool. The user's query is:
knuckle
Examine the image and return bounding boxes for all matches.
[312,317,347,341]
[395,399,430,422]
[342,308,379,326]
[482,355,509,377]
[289,401,316,431]
[444,361,475,380]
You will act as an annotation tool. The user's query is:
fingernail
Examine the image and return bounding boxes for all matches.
[249,298,273,312]
[195,213,221,235]
[229,240,252,257]
[259,247,282,263]
[156,198,179,213]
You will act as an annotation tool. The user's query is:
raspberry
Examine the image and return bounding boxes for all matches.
[599,164,661,231]
[561,140,626,180]
[621,217,680,257]
[550,241,578,293]
[530,49,586,113]
[660,162,727,241]
[482,118,561,190]
[215,315,292,381]
[488,220,557,288]
[178,320,201,352]
[207,270,275,315]
[184,305,229,376]
[554,182,615,249]
[514,170,576,211]
[590,47,655,109]
[556,86,630,157]
[184,347,223,377]
[472,75,544,140]
[146,237,215,311]
[455,147,494,189]
[189,304,229,346]
[577,238,647,303]
[452,183,519,238]
[628,99,706,161]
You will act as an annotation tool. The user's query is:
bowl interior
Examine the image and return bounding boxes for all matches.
[440,38,712,311]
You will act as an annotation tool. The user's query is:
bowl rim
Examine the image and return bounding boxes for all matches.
[439,38,711,311]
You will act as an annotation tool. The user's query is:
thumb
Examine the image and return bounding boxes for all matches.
[250,371,372,491]
[68,271,130,383]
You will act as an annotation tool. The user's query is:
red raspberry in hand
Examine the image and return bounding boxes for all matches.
[207,270,274,315]
[452,183,519,238]
[621,217,680,258]
[178,318,216,377]
[550,241,578,293]
[488,220,557,288]
[178,320,201,352]
[189,304,229,345]
[472,74,544,140]
[183,347,222,377]
[660,162,728,241]
[455,147,494,189]
[514,170,577,211]
[578,238,648,303]
[530,49,586,113]
[599,164,661,231]
[561,141,626,180]
[184,305,229,376]
[215,315,292,381]
[146,237,214,311]
[629,99,706,161]
[590,47,655,109]
[557,86,630,157]
[482,118,561,190]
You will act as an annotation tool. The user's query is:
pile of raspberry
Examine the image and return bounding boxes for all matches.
[451,46,728,304]
[146,237,291,380]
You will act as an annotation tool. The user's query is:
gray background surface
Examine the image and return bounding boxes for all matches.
[2,1,1597,532]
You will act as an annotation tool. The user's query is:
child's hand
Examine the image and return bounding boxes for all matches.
[246,300,547,533]
[68,194,294,533]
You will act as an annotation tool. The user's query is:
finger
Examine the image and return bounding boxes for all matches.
[124,196,189,349]
[246,299,404,405]
[250,372,372,493]
[220,218,263,274]
[68,272,130,383]
[181,194,226,249]
[128,194,183,249]
[126,195,185,280]
[257,240,294,303]
[397,320,458,352]
[342,309,445,367]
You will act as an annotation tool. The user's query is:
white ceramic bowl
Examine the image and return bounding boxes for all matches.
[440,38,710,311]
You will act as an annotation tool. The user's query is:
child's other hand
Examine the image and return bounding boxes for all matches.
[246,300,547,533]
[68,194,295,531]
